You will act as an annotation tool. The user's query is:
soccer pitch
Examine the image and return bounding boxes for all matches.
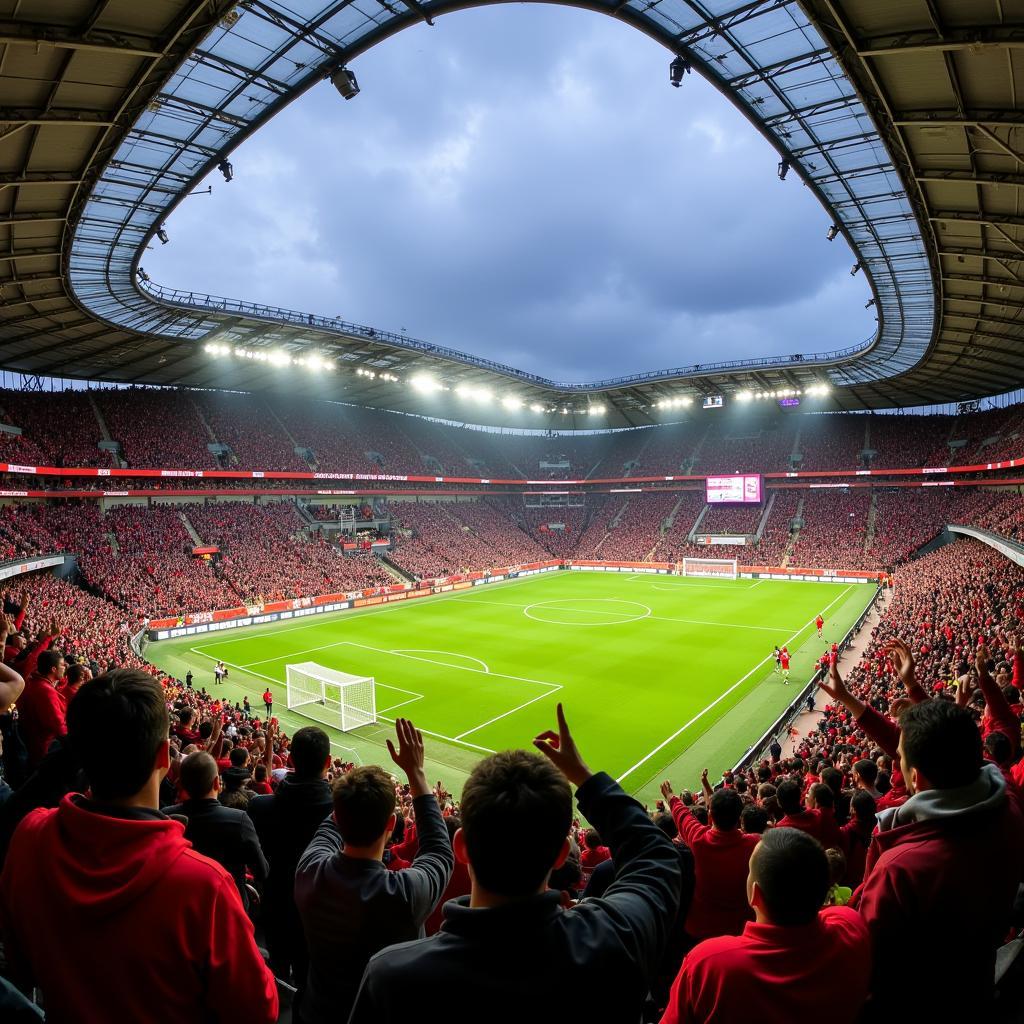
[148,571,874,804]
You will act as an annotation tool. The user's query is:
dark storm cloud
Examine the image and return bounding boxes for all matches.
[148,5,874,382]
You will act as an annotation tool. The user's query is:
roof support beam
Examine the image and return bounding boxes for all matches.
[0,20,162,58]
[858,27,1024,58]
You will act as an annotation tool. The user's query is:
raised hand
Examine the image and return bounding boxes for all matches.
[885,638,916,691]
[533,703,592,788]
[660,779,675,801]
[387,718,428,795]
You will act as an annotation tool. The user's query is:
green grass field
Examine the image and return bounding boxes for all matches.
[147,571,874,805]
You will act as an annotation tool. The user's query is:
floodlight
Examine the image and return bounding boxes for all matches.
[851,262,861,276]
[136,267,150,283]
[669,56,690,87]
[530,403,544,413]
[411,374,441,393]
[156,224,169,244]
[218,159,234,182]
[502,396,524,411]
[331,67,360,100]
[826,224,839,241]
[777,159,790,181]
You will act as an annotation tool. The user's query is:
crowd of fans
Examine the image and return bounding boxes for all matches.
[0,526,1022,1020]
[3,388,1024,479]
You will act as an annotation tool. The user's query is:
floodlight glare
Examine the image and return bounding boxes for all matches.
[410,374,441,393]
[529,403,544,413]
[502,396,524,411]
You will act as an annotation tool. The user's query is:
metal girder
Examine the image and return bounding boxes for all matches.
[0,20,162,58]
[0,249,61,262]
[0,214,66,228]
[916,171,1024,190]
[858,26,1024,58]
[931,212,1024,230]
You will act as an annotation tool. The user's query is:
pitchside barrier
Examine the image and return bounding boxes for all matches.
[144,559,887,642]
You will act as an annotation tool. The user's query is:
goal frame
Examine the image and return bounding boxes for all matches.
[680,557,739,580]
[285,661,377,732]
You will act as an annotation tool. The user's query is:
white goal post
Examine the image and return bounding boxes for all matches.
[286,661,377,732]
[680,557,738,580]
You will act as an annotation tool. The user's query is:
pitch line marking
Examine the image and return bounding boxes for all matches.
[188,646,496,756]
[391,649,491,673]
[647,581,759,592]
[376,694,425,715]
[524,598,652,627]
[455,681,563,740]
[615,585,854,786]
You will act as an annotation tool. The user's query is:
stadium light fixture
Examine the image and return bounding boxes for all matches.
[218,159,234,182]
[136,267,150,283]
[410,373,442,393]
[736,391,752,401]
[850,262,861,276]
[777,159,790,181]
[331,67,360,100]
[502,396,524,411]
[865,298,875,308]
[669,56,690,87]
[529,403,545,413]
[156,224,169,244]
[588,404,606,415]
[826,224,839,241]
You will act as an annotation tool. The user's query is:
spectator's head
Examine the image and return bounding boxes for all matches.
[456,750,572,901]
[331,766,396,850]
[852,759,878,789]
[776,779,804,816]
[7,632,26,652]
[709,788,743,831]
[809,783,834,811]
[984,730,1013,768]
[290,725,331,780]
[583,828,603,850]
[747,828,829,926]
[229,746,249,769]
[64,663,91,691]
[179,750,219,800]
[899,701,982,793]
[851,789,877,825]
[825,847,847,886]
[653,812,677,841]
[178,708,194,727]
[820,766,843,796]
[66,670,169,803]
[253,763,268,784]
[741,805,770,834]
[198,721,213,741]
[38,649,65,682]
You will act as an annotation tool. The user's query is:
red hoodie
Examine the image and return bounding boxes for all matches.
[0,794,278,1024]
[16,672,66,766]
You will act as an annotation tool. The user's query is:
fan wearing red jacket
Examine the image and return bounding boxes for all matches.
[0,669,278,1024]
[660,828,870,1024]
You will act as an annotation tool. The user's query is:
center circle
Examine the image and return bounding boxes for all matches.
[523,598,652,626]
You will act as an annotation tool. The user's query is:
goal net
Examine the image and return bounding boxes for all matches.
[681,557,738,580]
[285,661,377,732]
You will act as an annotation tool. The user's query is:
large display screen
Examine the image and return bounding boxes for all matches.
[706,474,763,504]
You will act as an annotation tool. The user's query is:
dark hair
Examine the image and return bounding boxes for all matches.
[776,779,804,816]
[853,758,878,786]
[709,788,743,831]
[180,750,218,799]
[691,805,709,826]
[332,766,396,845]
[66,663,90,687]
[751,828,829,926]
[460,750,571,898]
[741,805,770,834]
[809,783,834,809]
[253,763,268,782]
[37,649,64,678]
[825,846,846,885]
[66,670,169,800]
[198,721,213,740]
[653,812,678,840]
[901,700,981,789]
[984,730,1013,767]
[583,828,602,849]
[229,746,249,768]
[820,766,843,795]
[290,726,330,778]
[850,789,877,824]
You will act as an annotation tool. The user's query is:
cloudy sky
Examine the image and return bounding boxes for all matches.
[148,6,874,384]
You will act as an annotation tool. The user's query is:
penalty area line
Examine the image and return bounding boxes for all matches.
[615,585,853,786]
[455,682,563,741]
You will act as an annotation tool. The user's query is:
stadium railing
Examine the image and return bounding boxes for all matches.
[946,523,1024,568]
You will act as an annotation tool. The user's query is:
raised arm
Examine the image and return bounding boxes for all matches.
[884,639,929,705]
[387,718,453,919]
[535,706,681,977]
[976,644,1020,758]
[661,779,710,847]
[0,615,24,712]
[820,660,901,758]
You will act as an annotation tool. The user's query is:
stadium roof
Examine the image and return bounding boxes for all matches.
[0,0,1019,427]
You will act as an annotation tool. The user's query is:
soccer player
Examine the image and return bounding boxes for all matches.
[780,648,791,684]
[773,646,782,674]
[815,614,824,639]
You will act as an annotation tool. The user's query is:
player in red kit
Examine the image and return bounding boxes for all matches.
[780,648,791,683]
[815,614,824,639]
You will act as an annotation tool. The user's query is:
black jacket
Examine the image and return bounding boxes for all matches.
[295,791,453,1024]
[247,775,333,977]
[349,772,682,1024]
[163,797,268,899]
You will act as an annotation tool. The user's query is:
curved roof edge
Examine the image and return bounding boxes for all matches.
[64,0,935,402]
